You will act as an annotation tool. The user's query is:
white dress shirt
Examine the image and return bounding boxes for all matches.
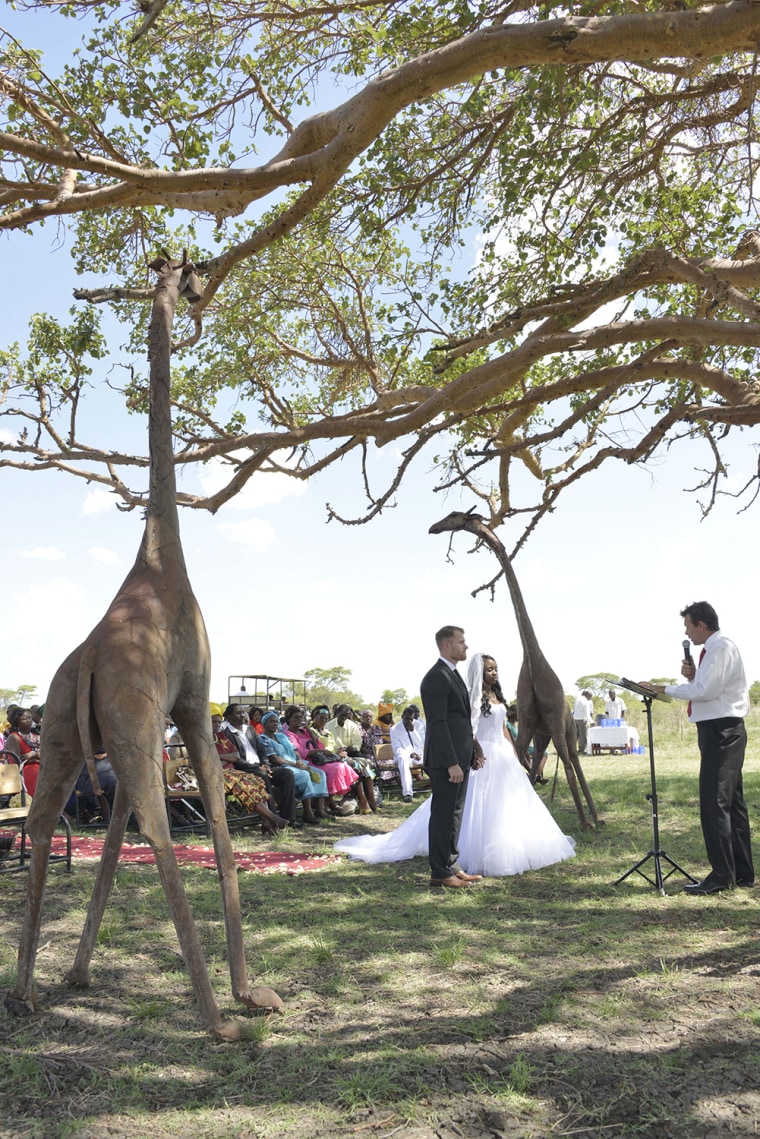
[573,694,594,722]
[222,720,261,764]
[665,631,749,722]
[604,697,626,720]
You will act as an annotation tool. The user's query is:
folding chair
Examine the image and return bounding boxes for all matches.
[163,757,210,837]
[0,752,72,873]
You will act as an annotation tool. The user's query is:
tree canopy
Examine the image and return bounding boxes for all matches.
[1,1,760,554]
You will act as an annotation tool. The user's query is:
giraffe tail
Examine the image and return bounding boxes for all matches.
[75,646,110,821]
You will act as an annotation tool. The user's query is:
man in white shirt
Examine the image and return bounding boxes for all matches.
[604,690,626,721]
[572,690,594,754]
[644,601,753,895]
[326,705,362,756]
[390,705,426,802]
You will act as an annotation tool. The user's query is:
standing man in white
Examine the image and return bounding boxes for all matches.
[573,689,594,754]
[643,601,753,895]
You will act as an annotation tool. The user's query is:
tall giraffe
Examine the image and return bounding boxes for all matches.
[429,509,599,828]
[5,257,283,1040]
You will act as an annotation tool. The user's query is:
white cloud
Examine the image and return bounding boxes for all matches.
[82,488,117,516]
[89,546,120,566]
[307,577,338,595]
[199,452,308,512]
[18,545,66,561]
[216,517,276,550]
[0,578,90,691]
[82,489,121,517]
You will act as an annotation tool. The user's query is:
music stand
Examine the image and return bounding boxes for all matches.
[612,678,697,896]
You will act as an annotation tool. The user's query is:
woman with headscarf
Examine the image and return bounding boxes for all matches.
[375,702,394,744]
[210,712,289,836]
[306,706,364,807]
[334,652,576,877]
[257,709,331,824]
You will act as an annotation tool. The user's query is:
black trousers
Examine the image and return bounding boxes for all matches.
[696,717,753,884]
[428,765,470,880]
[266,766,296,822]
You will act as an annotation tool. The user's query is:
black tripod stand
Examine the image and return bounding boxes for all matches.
[613,679,696,896]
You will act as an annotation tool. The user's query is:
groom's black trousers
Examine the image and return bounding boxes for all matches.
[428,765,470,880]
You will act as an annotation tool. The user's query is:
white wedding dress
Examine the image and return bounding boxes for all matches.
[334,702,576,876]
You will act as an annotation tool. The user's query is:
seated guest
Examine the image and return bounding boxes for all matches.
[326,704,378,813]
[326,704,362,754]
[506,704,548,784]
[4,707,41,796]
[68,746,118,820]
[221,703,297,825]
[389,705,426,802]
[359,709,383,759]
[2,704,19,733]
[375,702,394,744]
[211,712,288,835]
[257,709,330,824]
[248,706,266,735]
[308,705,366,809]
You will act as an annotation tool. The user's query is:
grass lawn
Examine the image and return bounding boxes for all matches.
[1,710,759,1139]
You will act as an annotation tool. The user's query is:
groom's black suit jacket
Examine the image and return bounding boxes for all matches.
[420,659,475,772]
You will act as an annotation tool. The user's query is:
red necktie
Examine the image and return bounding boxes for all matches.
[687,647,706,717]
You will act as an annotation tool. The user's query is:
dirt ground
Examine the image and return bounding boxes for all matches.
[2,843,760,1139]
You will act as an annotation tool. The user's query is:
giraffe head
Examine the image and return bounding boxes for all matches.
[428,507,485,536]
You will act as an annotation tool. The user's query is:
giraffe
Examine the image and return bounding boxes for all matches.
[5,256,283,1040]
[429,508,599,829]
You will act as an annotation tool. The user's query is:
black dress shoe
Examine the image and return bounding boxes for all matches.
[683,876,733,895]
[736,878,755,888]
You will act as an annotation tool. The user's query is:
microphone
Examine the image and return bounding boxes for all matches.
[682,639,692,665]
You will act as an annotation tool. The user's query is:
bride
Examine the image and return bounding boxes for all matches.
[334,652,576,877]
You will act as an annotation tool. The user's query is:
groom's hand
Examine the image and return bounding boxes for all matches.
[447,763,464,783]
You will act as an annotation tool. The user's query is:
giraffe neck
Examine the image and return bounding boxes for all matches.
[474,525,545,670]
[139,263,185,572]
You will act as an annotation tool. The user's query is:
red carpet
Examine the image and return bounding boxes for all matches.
[45,834,339,875]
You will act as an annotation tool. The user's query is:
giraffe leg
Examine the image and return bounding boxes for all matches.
[173,707,284,1017]
[568,755,600,825]
[554,738,593,829]
[564,720,600,824]
[6,723,84,1015]
[65,781,131,987]
[105,719,260,1041]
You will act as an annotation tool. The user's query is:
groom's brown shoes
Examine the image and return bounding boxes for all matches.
[456,871,483,882]
[430,875,470,888]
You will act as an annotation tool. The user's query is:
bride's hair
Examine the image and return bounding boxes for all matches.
[480,654,507,719]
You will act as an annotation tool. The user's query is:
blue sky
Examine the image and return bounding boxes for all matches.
[1,4,758,712]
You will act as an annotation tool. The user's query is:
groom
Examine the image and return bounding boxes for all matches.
[421,625,485,888]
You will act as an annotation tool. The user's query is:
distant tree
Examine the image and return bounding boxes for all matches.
[574,673,619,697]
[0,684,38,711]
[303,667,364,712]
[750,681,760,706]
[381,688,408,709]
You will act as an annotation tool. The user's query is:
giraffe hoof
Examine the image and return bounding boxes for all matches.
[4,991,37,1016]
[213,1019,246,1043]
[64,966,91,988]
[245,985,284,1015]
